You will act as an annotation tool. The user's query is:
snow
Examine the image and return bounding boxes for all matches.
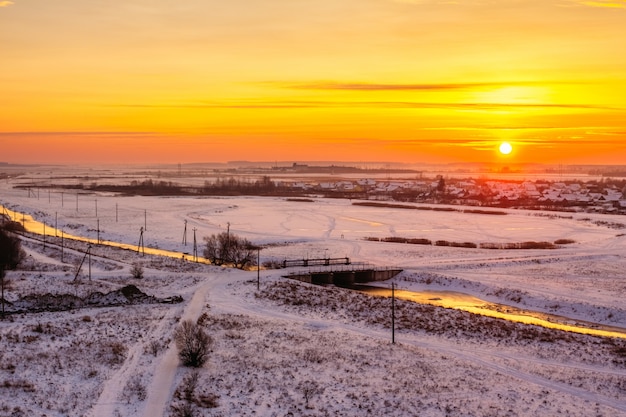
[1,173,626,416]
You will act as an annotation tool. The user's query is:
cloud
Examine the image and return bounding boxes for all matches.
[568,0,626,7]
[273,81,552,92]
[0,131,157,137]
[0,1,14,7]
[106,100,617,112]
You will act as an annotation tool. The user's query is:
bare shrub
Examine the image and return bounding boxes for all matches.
[130,263,144,279]
[174,320,213,367]
[179,371,199,402]
[146,340,163,357]
[297,380,325,409]
[120,374,147,403]
[173,371,219,410]
[100,341,128,366]
[169,401,197,417]
[300,347,325,364]
[554,239,576,245]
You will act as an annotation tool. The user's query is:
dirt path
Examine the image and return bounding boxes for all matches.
[86,304,182,417]
[141,277,214,417]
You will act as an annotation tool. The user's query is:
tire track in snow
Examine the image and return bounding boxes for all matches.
[210,275,626,415]
[87,304,182,417]
[141,277,214,417]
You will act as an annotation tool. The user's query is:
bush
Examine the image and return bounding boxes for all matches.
[174,320,213,367]
[203,231,256,269]
[170,402,197,417]
[407,238,432,245]
[1,225,26,317]
[0,225,26,270]
[554,239,576,245]
[130,263,144,279]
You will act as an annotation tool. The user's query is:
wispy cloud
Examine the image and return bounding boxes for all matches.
[0,1,15,7]
[0,131,157,137]
[272,81,554,92]
[106,100,618,112]
[568,0,626,8]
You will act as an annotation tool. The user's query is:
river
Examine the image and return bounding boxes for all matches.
[3,204,625,339]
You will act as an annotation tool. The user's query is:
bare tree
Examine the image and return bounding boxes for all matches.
[174,320,213,367]
[203,231,256,269]
[0,223,25,318]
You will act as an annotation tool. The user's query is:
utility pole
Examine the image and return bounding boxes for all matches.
[138,227,145,256]
[97,219,100,244]
[182,220,187,245]
[144,209,147,231]
[193,228,198,262]
[61,230,64,263]
[391,282,396,344]
[257,247,260,290]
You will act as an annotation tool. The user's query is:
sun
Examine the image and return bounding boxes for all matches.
[499,142,513,155]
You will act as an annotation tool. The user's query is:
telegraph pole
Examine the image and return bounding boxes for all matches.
[193,228,198,262]
[138,227,145,256]
[182,220,187,245]
[391,282,396,344]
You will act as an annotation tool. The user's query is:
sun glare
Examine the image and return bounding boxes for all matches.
[499,142,513,155]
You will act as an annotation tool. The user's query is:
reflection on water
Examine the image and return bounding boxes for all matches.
[4,204,625,339]
[355,285,626,340]
[1,205,210,263]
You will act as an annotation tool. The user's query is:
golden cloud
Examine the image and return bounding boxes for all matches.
[571,0,626,7]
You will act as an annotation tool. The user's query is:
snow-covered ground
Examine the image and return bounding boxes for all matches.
[1,175,626,416]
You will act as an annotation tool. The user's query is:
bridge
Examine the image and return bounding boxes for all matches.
[285,267,402,286]
[281,257,350,268]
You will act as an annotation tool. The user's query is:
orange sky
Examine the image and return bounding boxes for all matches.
[1,0,626,165]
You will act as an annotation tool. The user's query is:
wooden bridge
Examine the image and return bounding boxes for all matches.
[281,257,350,268]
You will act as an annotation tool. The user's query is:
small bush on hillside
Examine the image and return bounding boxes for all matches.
[174,320,213,367]
[130,263,144,279]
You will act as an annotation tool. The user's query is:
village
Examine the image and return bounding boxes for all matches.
[281,175,626,214]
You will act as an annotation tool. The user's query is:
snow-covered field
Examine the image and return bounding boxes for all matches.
[1,175,626,416]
